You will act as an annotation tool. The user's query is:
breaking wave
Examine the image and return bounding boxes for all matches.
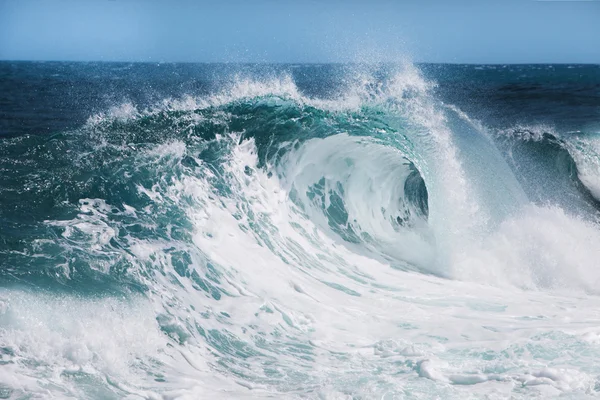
[2,64,600,399]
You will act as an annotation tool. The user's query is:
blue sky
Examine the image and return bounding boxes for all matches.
[0,0,599,63]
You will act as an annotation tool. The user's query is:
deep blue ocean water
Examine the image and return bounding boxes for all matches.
[2,62,598,137]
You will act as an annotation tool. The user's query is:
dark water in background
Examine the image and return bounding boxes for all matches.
[1,62,599,137]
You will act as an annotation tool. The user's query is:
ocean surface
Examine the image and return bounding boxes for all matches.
[1,61,600,399]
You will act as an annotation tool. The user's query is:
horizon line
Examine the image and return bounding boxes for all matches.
[1,59,599,66]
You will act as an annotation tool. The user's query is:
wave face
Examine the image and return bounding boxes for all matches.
[1,62,600,399]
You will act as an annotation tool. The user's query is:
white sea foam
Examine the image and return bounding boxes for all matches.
[567,135,600,202]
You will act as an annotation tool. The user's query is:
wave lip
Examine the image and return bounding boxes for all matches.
[278,132,435,271]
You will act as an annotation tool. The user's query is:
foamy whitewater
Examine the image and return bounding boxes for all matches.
[1,62,600,399]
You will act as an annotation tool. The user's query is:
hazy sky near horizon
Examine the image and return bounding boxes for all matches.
[1,0,599,63]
